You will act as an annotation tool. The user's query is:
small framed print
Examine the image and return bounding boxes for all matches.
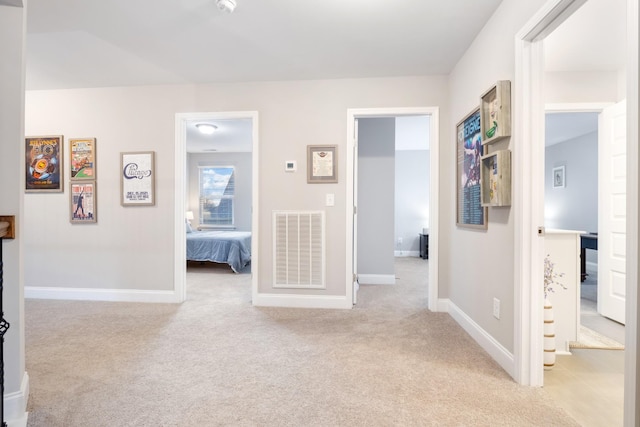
[121,151,155,206]
[307,145,337,183]
[70,138,96,180]
[553,166,565,188]
[25,135,63,192]
[70,181,97,223]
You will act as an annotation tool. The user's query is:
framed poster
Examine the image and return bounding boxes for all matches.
[307,145,337,183]
[121,151,155,206]
[553,165,565,188]
[25,135,63,192]
[70,181,97,223]
[70,138,96,180]
[456,108,488,229]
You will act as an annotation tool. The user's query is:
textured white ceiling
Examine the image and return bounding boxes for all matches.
[24,0,626,152]
[25,0,504,90]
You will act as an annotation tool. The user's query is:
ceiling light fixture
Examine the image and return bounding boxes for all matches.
[195,123,218,135]
[216,0,237,13]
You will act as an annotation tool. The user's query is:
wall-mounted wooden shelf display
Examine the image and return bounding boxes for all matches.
[481,150,511,207]
[0,216,15,239]
[480,80,511,144]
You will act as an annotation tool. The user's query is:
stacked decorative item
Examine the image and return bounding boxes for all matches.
[543,254,566,371]
[543,298,556,370]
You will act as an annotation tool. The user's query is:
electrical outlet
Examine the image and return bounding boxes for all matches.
[493,298,500,319]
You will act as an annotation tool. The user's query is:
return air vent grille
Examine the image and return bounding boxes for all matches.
[273,211,325,289]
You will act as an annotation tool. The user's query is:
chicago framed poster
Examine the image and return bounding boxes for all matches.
[120,151,155,206]
[456,108,487,229]
[25,135,63,192]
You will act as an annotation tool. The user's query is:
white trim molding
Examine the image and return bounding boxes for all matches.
[357,274,396,286]
[448,301,515,378]
[514,0,587,388]
[393,251,420,257]
[4,372,29,427]
[252,293,352,309]
[25,287,181,303]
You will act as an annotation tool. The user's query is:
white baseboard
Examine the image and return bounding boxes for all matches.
[357,274,396,285]
[447,300,515,378]
[252,293,352,309]
[5,372,29,427]
[25,286,181,303]
[436,298,449,313]
[394,251,420,257]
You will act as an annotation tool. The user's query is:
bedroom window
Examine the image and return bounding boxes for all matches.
[199,166,235,227]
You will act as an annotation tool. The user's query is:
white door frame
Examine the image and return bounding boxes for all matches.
[516,4,639,424]
[346,107,440,311]
[513,0,588,387]
[174,111,259,303]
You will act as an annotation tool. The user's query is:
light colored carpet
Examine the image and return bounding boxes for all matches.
[570,325,625,350]
[25,258,579,426]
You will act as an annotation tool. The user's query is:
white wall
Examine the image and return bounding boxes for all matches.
[25,76,449,299]
[395,150,430,254]
[545,131,598,233]
[545,71,621,103]
[25,86,193,295]
[395,116,430,255]
[446,0,549,352]
[0,1,28,422]
[187,152,252,231]
[357,118,395,277]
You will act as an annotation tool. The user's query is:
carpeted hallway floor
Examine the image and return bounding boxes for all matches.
[25,258,578,426]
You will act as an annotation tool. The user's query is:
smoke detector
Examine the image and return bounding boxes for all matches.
[216,0,237,13]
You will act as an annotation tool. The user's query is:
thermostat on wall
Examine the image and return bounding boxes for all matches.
[285,160,297,172]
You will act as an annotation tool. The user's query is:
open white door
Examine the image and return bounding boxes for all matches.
[352,118,359,304]
[598,100,627,325]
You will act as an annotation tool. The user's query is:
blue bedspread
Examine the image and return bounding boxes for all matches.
[186,230,251,273]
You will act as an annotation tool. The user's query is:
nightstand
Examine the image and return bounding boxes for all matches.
[419,233,429,259]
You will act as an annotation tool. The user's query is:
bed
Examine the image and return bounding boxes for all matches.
[186,229,251,273]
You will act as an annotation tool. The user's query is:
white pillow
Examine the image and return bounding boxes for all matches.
[186,222,193,233]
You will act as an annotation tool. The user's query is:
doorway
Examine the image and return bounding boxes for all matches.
[544,107,626,346]
[515,0,637,421]
[346,107,440,311]
[174,111,259,303]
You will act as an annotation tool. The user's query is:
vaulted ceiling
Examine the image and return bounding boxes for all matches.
[24,0,626,151]
[25,0,504,90]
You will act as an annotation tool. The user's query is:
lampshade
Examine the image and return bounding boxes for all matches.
[195,123,217,135]
[185,211,194,220]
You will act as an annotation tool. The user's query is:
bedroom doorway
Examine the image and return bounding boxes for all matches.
[346,107,439,311]
[174,111,259,303]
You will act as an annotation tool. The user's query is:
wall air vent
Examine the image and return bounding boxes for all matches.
[273,211,325,289]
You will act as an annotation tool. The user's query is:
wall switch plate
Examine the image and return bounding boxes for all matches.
[493,298,500,319]
[326,193,335,206]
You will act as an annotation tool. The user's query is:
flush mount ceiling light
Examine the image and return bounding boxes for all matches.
[216,0,237,13]
[195,123,218,135]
